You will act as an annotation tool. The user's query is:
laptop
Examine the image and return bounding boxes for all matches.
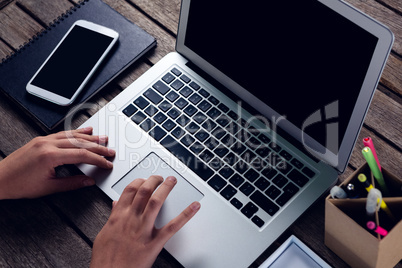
[77,0,393,267]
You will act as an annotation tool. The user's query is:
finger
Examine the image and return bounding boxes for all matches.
[53,127,94,139]
[54,148,113,169]
[56,138,115,157]
[131,175,164,215]
[142,176,177,226]
[157,201,201,243]
[59,132,108,146]
[43,175,95,196]
[117,178,146,208]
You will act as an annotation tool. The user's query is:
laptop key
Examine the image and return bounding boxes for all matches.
[153,80,170,95]
[199,88,210,98]
[207,107,221,120]
[244,169,259,182]
[229,173,244,188]
[219,166,234,179]
[291,158,304,169]
[265,185,281,200]
[122,104,137,117]
[193,112,207,124]
[162,119,176,131]
[288,169,309,187]
[302,167,316,178]
[190,141,205,155]
[154,112,167,124]
[158,100,172,112]
[240,182,255,196]
[195,130,209,142]
[197,100,212,112]
[143,88,163,104]
[171,68,181,76]
[184,104,197,116]
[189,81,200,90]
[131,111,146,124]
[171,126,185,139]
[272,174,288,188]
[230,198,243,209]
[161,135,214,181]
[199,149,214,163]
[181,134,195,147]
[276,183,299,206]
[174,97,189,109]
[140,118,155,132]
[180,74,191,83]
[252,216,265,228]
[250,191,280,216]
[166,91,179,102]
[241,202,258,218]
[218,103,229,113]
[171,79,185,90]
[179,86,193,97]
[167,107,181,119]
[144,105,159,116]
[162,73,175,84]
[149,126,167,141]
[185,122,200,134]
[202,119,217,132]
[208,95,219,105]
[255,177,270,191]
[176,115,190,127]
[208,175,227,192]
[134,96,149,109]
[189,93,202,104]
[221,185,237,200]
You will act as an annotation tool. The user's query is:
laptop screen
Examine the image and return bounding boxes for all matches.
[177,0,393,171]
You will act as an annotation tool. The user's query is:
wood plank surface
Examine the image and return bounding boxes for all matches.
[0,0,400,267]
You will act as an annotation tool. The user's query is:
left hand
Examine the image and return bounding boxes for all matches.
[0,127,115,200]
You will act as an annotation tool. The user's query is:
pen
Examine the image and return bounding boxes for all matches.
[367,221,388,237]
[363,137,381,171]
[362,147,390,196]
[359,174,395,221]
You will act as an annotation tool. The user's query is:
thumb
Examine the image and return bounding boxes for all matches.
[47,175,95,194]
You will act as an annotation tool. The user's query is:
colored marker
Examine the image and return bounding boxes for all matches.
[359,174,395,221]
[367,221,388,237]
[362,147,389,196]
[363,137,381,171]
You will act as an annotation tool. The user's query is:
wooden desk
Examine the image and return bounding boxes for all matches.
[0,0,401,267]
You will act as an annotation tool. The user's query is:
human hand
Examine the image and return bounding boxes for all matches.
[0,127,115,200]
[90,175,201,268]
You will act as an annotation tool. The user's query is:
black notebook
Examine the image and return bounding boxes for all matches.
[0,0,156,130]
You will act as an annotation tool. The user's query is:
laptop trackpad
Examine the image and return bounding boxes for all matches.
[112,152,204,228]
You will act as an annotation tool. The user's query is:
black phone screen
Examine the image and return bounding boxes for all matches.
[31,25,114,99]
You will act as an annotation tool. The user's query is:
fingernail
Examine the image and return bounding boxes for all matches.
[83,178,95,187]
[107,160,113,168]
[108,148,116,155]
[190,202,201,212]
[83,126,93,132]
[167,176,177,184]
[99,135,108,142]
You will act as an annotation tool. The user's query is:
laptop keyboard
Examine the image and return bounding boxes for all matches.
[122,67,316,228]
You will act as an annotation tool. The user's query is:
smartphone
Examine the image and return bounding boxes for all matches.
[26,20,119,106]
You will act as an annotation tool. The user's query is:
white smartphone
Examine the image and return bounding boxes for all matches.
[26,20,119,106]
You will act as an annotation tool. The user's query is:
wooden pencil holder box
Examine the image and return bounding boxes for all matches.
[325,163,402,268]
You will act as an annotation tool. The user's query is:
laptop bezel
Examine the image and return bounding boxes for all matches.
[175,0,394,173]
